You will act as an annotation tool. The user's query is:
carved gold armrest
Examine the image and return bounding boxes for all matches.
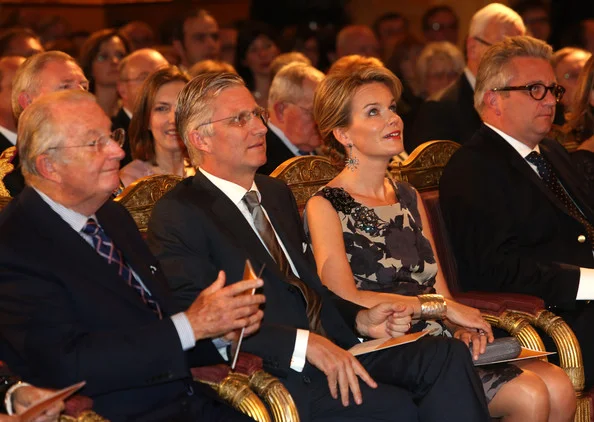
[59,410,107,422]
[248,369,300,422]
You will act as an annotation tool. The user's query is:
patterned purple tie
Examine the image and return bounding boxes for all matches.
[82,218,163,319]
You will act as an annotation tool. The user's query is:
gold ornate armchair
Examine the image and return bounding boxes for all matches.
[0,146,16,210]
[114,175,300,422]
[390,140,590,422]
[269,155,340,216]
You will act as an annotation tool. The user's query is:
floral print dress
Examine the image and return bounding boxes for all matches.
[305,180,522,403]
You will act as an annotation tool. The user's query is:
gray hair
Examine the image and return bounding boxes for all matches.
[268,62,324,106]
[19,90,96,181]
[11,51,79,122]
[416,41,464,89]
[469,3,526,38]
[175,71,245,165]
[474,35,552,115]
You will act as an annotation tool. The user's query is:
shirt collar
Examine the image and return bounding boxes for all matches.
[267,122,300,156]
[484,122,541,158]
[198,167,260,206]
[123,107,132,119]
[464,67,476,91]
[0,125,17,146]
[33,187,96,232]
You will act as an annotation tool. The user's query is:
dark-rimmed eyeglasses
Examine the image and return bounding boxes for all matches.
[197,107,269,128]
[473,36,493,46]
[47,128,126,153]
[491,83,565,102]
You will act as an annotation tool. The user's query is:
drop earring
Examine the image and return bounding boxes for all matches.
[345,143,359,171]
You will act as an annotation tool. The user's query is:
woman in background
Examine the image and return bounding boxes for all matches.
[119,66,194,187]
[235,21,280,107]
[306,56,576,422]
[78,28,130,117]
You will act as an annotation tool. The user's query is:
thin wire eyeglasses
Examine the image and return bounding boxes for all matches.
[47,128,126,153]
[473,36,493,46]
[491,83,565,102]
[196,107,269,128]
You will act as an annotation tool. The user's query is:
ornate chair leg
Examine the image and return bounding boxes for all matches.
[249,370,300,422]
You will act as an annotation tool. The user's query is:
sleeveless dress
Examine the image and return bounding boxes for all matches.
[305,181,522,402]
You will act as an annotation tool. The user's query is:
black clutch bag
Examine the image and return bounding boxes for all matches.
[471,337,522,365]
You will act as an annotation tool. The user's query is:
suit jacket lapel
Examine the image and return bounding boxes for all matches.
[21,189,156,314]
[481,126,585,220]
[191,172,279,274]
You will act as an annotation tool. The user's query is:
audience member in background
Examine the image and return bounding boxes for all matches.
[37,15,71,48]
[416,41,464,99]
[0,57,25,154]
[7,51,88,197]
[189,59,236,77]
[286,25,320,70]
[236,21,280,108]
[69,30,89,54]
[78,28,130,117]
[119,20,156,51]
[551,47,591,124]
[550,55,594,185]
[120,66,194,187]
[409,3,526,152]
[306,53,576,422]
[386,35,425,138]
[171,8,220,71]
[269,51,311,80]
[513,0,551,42]
[257,62,324,175]
[373,12,410,63]
[219,25,238,65]
[335,25,380,59]
[440,35,594,390]
[422,5,459,45]
[113,48,168,167]
[0,28,43,58]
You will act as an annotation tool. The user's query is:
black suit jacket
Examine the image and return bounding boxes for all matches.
[147,172,364,417]
[408,74,482,152]
[111,108,133,167]
[257,127,297,175]
[439,124,594,310]
[0,188,225,420]
[0,132,24,197]
[0,132,12,154]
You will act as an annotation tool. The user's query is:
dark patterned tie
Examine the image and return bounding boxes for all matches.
[82,218,163,319]
[242,190,325,336]
[525,151,594,243]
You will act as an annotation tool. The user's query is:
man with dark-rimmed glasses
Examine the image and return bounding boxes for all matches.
[409,3,526,152]
[440,35,594,389]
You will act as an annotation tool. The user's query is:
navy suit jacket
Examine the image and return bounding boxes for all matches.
[439,124,594,310]
[257,127,297,175]
[147,172,364,418]
[0,188,224,420]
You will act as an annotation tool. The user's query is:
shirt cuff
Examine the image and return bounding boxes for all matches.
[212,337,232,361]
[290,329,309,372]
[576,267,594,300]
[171,313,196,351]
[4,382,31,415]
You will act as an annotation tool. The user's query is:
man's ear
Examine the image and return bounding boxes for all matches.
[17,92,32,111]
[189,130,211,154]
[484,90,500,114]
[272,101,285,122]
[35,154,61,183]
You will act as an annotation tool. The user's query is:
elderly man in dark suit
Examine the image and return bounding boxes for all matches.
[147,71,491,422]
[0,89,264,422]
[0,57,25,155]
[407,3,525,152]
[258,62,324,175]
[440,35,594,388]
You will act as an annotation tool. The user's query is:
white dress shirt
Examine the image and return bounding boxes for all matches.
[0,125,17,146]
[485,123,594,300]
[199,167,310,371]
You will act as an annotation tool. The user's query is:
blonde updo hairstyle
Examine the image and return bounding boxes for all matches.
[313,54,402,167]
